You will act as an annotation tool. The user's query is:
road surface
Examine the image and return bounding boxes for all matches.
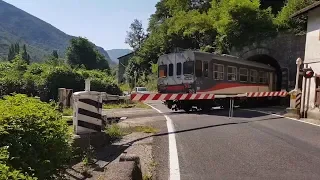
[149,102,320,180]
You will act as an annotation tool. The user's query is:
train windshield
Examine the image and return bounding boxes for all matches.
[183,61,194,75]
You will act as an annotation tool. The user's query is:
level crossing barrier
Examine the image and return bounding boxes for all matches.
[130,91,288,118]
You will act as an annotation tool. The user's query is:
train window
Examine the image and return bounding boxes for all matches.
[203,61,209,77]
[158,65,167,77]
[250,70,258,83]
[213,64,224,80]
[195,60,202,77]
[227,66,237,81]
[176,63,182,76]
[239,68,248,82]
[259,71,267,83]
[183,61,194,75]
[168,64,173,76]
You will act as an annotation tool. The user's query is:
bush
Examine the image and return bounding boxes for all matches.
[0,94,72,179]
[0,61,122,101]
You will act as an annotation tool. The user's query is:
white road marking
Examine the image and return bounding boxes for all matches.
[145,103,181,180]
[243,108,320,127]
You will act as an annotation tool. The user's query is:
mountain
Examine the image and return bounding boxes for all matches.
[107,49,133,64]
[0,0,115,66]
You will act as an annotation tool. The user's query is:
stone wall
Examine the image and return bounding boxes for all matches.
[230,33,306,90]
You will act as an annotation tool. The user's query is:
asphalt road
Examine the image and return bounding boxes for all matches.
[148,102,320,180]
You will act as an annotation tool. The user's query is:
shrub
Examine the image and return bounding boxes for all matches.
[0,94,72,179]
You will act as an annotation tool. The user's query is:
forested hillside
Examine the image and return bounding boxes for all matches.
[123,0,316,89]
[0,0,114,65]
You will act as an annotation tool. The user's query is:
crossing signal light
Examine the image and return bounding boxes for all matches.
[303,68,314,78]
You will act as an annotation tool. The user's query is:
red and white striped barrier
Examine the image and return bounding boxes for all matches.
[130,91,288,101]
[130,93,215,101]
[246,91,288,97]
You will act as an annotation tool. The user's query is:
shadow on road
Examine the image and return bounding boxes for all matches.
[125,116,284,146]
[114,108,273,120]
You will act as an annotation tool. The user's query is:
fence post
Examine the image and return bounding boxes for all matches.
[66,89,73,107]
[58,88,67,110]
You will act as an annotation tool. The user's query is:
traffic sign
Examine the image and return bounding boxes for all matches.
[303,68,314,78]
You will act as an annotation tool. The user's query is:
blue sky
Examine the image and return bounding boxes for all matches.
[3,0,159,50]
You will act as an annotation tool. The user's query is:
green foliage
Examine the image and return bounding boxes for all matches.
[0,94,72,179]
[125,0,317,85]
[66,37,110,71]
[211,0,277,52]
[0,60,121,101]
[7,43,31,64]
[275,0,317,34]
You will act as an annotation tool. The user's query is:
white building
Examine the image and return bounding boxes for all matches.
[292,2,320,119]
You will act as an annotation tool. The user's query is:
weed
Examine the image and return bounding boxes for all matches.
[105,124,127,139]
[143,174,153,180]
[62,107,73,116]
[134,126,158,133]
[103,101,151,109]
[150,160,158,168]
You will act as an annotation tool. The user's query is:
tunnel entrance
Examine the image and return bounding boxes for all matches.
[246,54,282,91]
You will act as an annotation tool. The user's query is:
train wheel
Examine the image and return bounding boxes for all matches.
[183,107,191,112]
[201,106,211,112]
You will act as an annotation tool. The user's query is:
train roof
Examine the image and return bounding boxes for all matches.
[159,50,276,71]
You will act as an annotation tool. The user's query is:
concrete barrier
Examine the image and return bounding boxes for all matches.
[73,91,104,134]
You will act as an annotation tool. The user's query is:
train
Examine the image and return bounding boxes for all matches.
[157,50,281,112]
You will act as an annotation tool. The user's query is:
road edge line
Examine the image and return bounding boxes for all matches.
[145,103,181,180]
[242,108,320,127]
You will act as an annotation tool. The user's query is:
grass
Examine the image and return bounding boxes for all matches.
[134,126,158,133]
[103,101,151,109]
[104,124,127,139]
[62,107,73,116]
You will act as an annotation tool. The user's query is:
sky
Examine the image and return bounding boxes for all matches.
[3,0,159,50]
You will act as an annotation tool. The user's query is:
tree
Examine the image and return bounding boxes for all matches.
[21,44,30,65]
[210,0,277,52]
[66,37,110,70]
[52,50,59,59]
[275,0,317,34]
[14,43,19,54]
[125,19,146,50]
[7,44,15,61]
